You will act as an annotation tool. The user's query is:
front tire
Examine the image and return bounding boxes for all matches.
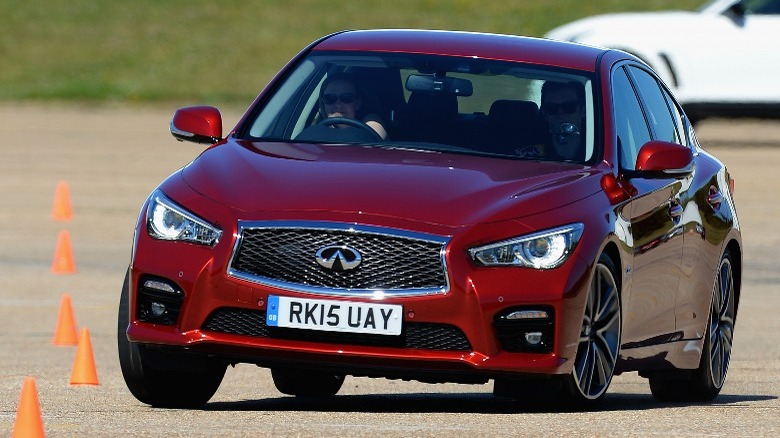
[560,253,622,408]
[649,250,736,402]
[493,253,621,410]
[117,270,227,408]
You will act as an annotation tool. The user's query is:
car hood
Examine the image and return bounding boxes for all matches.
[545,11,701,42]
[179,140,604,227]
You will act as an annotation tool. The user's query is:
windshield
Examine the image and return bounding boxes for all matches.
[244,52,597,164]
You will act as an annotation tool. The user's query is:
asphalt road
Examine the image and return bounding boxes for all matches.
[1,104,778,436]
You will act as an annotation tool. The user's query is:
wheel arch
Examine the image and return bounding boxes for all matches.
[600,240,623,293]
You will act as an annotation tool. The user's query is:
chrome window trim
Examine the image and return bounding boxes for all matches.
[227,220,451,298]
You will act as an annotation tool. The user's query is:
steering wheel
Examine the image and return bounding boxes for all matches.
[317,117,383,142]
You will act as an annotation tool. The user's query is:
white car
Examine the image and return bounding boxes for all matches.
[545,0,780,122]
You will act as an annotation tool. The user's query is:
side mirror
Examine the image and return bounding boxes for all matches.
[635,140,693,176]
[728,1,746,17]
[725,1,746,26]
[170,106,223,144]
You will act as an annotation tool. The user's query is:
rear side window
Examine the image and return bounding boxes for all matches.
[660,86,687,147]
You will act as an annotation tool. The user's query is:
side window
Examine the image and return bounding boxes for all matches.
[743,0,780,14]
[612,67,651,171]
[629,66,681,144]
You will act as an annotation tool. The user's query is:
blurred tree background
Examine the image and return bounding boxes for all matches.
[0,0,703,107]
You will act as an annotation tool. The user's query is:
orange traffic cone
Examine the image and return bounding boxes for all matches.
[12,377,46,438]
[70,327,99,385]
[52,294,78,346]
[52,180,73,221]
[51,230,76,274]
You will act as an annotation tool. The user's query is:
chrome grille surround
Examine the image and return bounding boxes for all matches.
[228,221,450,297]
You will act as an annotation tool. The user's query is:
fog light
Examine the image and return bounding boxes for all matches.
[494,306,554,353]
[151,302,167,317]
[524,331,543,345]
[137,275,184,325]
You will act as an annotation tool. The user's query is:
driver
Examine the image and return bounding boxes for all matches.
[319,73,387,139]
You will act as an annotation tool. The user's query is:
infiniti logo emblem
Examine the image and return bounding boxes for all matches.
[315,245,362,271]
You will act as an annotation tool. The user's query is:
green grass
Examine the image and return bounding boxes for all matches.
[0,0,703,107]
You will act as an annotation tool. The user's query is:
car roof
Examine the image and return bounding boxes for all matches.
[312,29,607,73]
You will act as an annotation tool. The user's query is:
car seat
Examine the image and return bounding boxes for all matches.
[486,99,545,154]
[398,92,459,144]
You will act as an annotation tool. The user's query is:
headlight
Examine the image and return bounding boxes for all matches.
[469,223,584,269]
[146,190,222,246]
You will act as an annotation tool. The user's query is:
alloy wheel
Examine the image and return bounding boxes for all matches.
[573,262,621,399]
[709,256,735,389]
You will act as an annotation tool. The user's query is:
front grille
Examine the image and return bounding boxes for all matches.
[228,222,449,296]
[203,307,471,351]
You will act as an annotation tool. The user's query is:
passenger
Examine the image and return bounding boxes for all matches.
[539,81,585,161]
[319,73,387,139]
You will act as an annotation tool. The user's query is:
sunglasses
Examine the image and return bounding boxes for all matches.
[542,101,579,115]
[321,92,356,105]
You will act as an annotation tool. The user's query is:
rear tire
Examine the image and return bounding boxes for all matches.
[650,250,736,402]
[117,270,227,408]
[271,368,345,397]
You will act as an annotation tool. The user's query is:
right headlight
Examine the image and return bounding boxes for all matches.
[146,190,222,246]
[468,223,584,269]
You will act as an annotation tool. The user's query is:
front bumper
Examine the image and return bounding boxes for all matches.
[127,228,592,379]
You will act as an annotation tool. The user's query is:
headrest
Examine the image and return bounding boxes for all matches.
[406,92,458,121]
[489,100,539,126]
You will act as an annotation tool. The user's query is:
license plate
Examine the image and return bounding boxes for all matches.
[266,295,403,336]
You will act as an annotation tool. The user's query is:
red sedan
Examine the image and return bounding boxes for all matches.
[118,29,742,410]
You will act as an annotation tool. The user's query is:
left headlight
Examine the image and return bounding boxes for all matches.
[146,190,222,246]
[469,223,584,269]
